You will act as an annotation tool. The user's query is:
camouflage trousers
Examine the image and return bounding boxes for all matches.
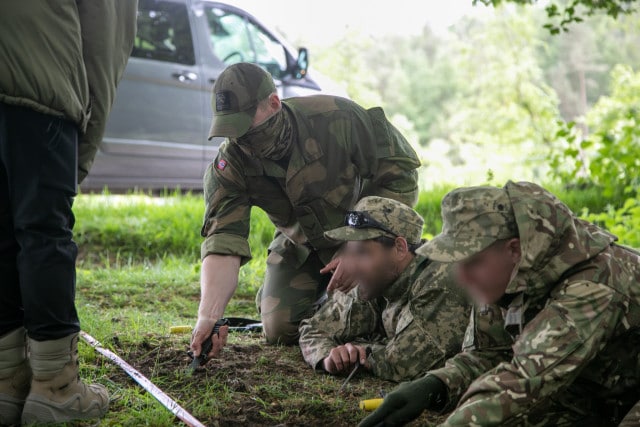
[488,388,639,427]
[256,233,333,345]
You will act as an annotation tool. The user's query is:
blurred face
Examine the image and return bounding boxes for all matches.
[455,238,521,304]
[347,237,412,301]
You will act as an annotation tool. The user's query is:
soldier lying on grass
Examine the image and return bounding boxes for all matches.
[299,197,470,382]
[360,181,640,427]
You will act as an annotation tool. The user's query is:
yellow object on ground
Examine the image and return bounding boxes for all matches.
[359,398,384,411]
[169,325,192,334]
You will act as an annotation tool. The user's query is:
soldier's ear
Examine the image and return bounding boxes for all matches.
[394,237,409,256]
[268,93,281,111]
[506,238,521,264]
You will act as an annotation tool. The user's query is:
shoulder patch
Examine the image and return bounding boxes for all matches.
[216,159,227,170]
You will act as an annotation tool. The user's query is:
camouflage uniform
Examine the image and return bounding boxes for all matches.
[202,65,420,344]
[299,257,470,382]
[299,197,470,382]
[415,181,640,426]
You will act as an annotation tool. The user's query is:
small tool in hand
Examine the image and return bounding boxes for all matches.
[337,347,372,395]
[187,318,229,373]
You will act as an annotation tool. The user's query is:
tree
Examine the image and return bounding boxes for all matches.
[311,30,383,108]
[475,0,637,33]
[426,8,561,182]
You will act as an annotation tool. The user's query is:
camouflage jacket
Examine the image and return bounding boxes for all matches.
[298,255,470,382]
[200,96,421,266]
[429,181,640,426]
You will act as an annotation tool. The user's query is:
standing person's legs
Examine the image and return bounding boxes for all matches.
[3,104,80,340]
[0,103,31,425]
[257,239,329,345]
[0,109,22,334]
[0,103,108,423]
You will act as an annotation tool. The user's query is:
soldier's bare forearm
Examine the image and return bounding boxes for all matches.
[197,254,241,321]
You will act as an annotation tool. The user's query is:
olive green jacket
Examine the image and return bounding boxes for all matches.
[0,0,137,183]
[201,95,421,265]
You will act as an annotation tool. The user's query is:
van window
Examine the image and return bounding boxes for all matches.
[205,7,287,78]
[133,0,195,65]
[246,20,288,79]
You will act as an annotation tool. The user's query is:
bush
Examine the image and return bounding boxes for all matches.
[74,184,633,264]
[549,65,640,200]
[581,198,640,249]
[414,187,452,238]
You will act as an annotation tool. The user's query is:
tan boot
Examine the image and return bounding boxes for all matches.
[0,328,31,426]
[21,333,109,424]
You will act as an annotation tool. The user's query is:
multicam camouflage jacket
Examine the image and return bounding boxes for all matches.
[200,95,420,266]
[429,181,640,426]
[298,255,470,382]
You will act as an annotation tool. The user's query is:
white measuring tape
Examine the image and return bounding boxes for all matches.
[80,331,206,427]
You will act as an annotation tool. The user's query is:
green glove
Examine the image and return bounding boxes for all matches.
[358,375,447,427]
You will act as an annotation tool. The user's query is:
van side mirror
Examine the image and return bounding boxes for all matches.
[294,47,309,79]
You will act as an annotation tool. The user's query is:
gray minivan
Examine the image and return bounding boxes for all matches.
[82,0,340,191]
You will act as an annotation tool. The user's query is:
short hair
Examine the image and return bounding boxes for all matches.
[257,91,278,110]
[371,236,424,255]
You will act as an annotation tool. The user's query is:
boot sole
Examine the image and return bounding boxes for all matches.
[21,394,108,424]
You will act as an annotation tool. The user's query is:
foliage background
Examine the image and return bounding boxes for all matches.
[300,3,640,247]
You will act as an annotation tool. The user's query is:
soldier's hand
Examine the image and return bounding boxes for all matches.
[321,256,358,293]
[322,343,368,374]
[191,317,229,360]
[358,376,447,427]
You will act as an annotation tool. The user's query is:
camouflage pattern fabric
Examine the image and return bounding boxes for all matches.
[416,185,518,262]
[324,196,425,245]
[201,95,420,344]
[298,255,470,382]
[201,95,420,265]
[421,181,640,426]
[256,240,329,345]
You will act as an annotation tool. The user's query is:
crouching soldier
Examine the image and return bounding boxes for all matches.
[191,63,422,358]
[299,197,470,382]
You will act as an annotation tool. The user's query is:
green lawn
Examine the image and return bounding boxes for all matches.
[67,185,629,426]
[71,193,402,426]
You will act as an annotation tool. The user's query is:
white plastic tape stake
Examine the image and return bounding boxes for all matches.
[80,331,206,427]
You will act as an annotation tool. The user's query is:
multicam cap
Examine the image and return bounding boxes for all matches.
[416,186,518,262]
[208,63,276,139]
[324,197,424,245]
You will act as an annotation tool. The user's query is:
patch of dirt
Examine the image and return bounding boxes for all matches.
[101,334,447,426]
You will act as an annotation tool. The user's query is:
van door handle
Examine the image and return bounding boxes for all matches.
[172,71,198,82]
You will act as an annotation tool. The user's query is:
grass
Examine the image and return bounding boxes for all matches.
[66,185,629,426]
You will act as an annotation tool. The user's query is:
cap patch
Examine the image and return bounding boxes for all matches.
[215,91,232,112]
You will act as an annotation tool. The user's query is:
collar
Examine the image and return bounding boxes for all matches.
[381,255,427,302]
[282,102,324,182]
[240,102,325,180]
[502,292,526,338]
